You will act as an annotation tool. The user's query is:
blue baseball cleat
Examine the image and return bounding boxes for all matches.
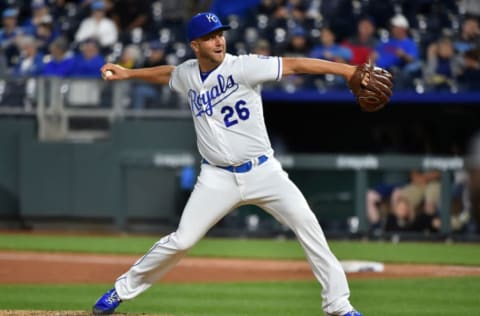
[328,311,363,316]
[92,287,122,315]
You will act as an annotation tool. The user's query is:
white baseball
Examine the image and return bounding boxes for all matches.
[104,70,113,77]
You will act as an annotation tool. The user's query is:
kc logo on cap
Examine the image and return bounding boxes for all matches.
[187,12,231,42]
[205,14,218,23]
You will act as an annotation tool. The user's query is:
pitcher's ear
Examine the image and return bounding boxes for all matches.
[190,41,199,53]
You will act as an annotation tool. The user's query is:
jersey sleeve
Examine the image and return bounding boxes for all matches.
[239,54,282,87]
[169,66,183,94]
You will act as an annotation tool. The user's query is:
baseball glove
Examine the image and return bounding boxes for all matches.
[348,62,393,112]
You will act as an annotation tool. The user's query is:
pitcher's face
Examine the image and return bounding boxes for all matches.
[191,30,226,71]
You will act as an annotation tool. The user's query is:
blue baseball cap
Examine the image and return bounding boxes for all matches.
[2,8,18,18]
[149,40,165,50]
[187,12,231,42]
[31,0,46,9]
[91,1,105,10]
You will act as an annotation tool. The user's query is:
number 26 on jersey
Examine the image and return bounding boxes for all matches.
[221,100,249,128]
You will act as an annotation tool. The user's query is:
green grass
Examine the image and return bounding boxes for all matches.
[1,233,480,265]
[0,234,479,315]
[0,277,478,315]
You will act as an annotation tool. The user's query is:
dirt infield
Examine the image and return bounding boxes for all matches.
[1,251,480,285]
[1,251,480,316]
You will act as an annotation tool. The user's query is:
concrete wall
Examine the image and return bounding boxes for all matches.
[0,117,197,230]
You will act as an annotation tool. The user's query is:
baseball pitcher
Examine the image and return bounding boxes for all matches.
[93,12,392,316]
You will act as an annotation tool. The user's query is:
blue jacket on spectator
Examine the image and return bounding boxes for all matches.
[70,54,104,78]
[309,27,352,63]
[13,54,44,76]
[0,26,24,43]
[309,44,352,63]
[43,56,76,77]
[376,38,419,69]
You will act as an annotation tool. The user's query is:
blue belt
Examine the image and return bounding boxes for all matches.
[202,155,268,173]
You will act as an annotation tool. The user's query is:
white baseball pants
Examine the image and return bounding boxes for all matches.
[115,157,354,315]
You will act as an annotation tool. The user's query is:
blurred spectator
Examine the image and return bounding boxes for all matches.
[257,0,287,18]
[50,0,74,21]
[35,15,59,54]
[342,17,377,65]
[424,37,462,91]
[457,48,480,91]
[0,8,25,68]
[276,26,313,90]
[374,15,419,69]
[117,44,142,69]
[110,0,151,43]
[366,185,393,232]
[308,27,351,88]
[257,0,302,36]
[142,41,166,68]
[52,0,93,41]
[366,178,406,233]
[453,16,480,54]
[365,128,411,233]
[70,38,104,78]
[373,14,420,89]
[403,1,454,45]
[281,26,311,57]
[131,41,165,109]
[320,0,354,41]
[309,27,352,63]
[67,37,104,106]
[13,35,44,76]
[75,1,118,49]
[42,36,75,77]
[284,0,309,22]
[388,170,442,233]
[0,0,476,95]
[22,0,52,36]
[384,195,416,232]
[251,38,272,56]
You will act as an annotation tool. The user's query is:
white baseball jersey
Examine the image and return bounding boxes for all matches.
[169,53,282,166]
